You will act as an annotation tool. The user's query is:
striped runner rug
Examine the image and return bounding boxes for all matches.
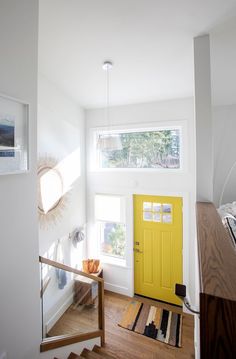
[118,300,182,348]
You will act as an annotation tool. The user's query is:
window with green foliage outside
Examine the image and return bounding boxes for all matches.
[100,222,125,258]
[98,129,180,169]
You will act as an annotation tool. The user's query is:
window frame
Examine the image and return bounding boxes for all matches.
[90,123,184,172]
[94,194,127,265]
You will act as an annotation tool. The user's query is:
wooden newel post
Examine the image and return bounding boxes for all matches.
[98,280,105,346]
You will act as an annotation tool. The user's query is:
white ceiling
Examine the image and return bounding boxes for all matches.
[39,0,236,109]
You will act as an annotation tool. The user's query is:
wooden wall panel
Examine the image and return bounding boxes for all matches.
[200,293,236,359]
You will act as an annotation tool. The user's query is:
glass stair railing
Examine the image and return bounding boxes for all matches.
[39,256,104,352]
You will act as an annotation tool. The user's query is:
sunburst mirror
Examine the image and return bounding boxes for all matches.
[37,156,67,228]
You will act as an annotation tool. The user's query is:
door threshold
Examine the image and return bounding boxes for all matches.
[134,293,182,308]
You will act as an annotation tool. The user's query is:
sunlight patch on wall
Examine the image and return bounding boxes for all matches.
[56,148,81,196]
[38,148,81,227]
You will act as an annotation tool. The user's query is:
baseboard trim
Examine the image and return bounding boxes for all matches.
[104,282,131,296]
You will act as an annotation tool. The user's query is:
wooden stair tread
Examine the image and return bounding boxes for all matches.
[81,348,104,358]
[93,345,117,359]
[68,352,84,359]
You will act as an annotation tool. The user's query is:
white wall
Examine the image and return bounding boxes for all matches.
[0,1,41,359]
[210,16,236,207]
[193,35,213,359]
[38,75,86,333]
[38,74,86,257]
[86,98,197,305]
[210,16,236,108]
[194,35,213,202]
[213,104,236,206]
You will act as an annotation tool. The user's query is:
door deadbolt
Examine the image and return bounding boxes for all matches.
[133,248,143,253]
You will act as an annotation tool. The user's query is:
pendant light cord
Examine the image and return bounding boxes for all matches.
[100,61,122,151]
[106,65,110,131]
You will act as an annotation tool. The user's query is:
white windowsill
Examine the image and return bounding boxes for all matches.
[100,255,128,268]
[90,167,184,174]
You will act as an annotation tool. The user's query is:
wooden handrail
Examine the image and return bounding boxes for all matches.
[196,202,236,301]
[39,256,105,352]
[39,256,103,283]
[40,276,51,298]
[40,330,103,352]
[196,202,236,358]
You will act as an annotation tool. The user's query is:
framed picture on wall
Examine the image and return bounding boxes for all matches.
[0,93,29,174]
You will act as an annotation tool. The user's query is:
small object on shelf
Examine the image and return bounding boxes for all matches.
[82,259,100,274]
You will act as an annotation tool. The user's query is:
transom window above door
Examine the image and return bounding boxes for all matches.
[143,201,173,223]
[95,127,181,170]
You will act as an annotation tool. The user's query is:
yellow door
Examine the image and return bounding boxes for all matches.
[134,194,182,306]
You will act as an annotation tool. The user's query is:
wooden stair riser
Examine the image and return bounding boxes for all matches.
[66,346,118,359]
[81,348,104,358]
[92,345,117,359]
[68,352,84,359]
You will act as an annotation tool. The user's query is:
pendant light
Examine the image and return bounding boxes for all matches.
[97,61,122,151]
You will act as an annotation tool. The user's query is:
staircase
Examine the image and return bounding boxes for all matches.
[55,345,117,359]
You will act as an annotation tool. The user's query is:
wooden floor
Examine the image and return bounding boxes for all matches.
[48,291,195,358]
[48,302,99,337]
[103,291,195,359]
